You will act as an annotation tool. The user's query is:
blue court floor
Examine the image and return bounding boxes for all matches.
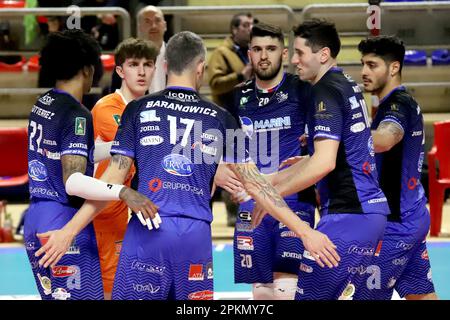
[1,242,449,299]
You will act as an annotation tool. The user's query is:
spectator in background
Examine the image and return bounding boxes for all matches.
[207,12,255,110]
[108,5,167,94]
[207,12,256,226]
[136,5,167,93]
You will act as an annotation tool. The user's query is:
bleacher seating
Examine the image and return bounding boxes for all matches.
[404,50,427,66]
[432,49,450,65]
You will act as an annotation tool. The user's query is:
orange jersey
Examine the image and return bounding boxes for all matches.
[92,90,135,232]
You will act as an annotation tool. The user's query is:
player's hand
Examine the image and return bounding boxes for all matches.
[279,156,307,169]
[214,165,245,195]
[301,229,340,268]
[251,202,268,228]
[35,230,74,268]
[120,187,160,229]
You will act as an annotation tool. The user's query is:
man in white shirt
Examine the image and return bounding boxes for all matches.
[137,5,167,93]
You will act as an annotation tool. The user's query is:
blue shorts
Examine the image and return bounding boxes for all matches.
[233,200,315,284]
[363,207,435,299]
[295,213,386,300]
[24,200,103,300]
[112,215,213,300]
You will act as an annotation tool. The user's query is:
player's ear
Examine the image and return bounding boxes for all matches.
[282,47,289,61]
[115,65,125,79]
[81,65,94,80]
[389,61,401,77]
[320,47,331,64]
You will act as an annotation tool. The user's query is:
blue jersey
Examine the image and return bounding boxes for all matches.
[111,87,241,223]
[371,86,426,222]
[232,73,316,205]
[27,89,94,208]
[308,67,389,216]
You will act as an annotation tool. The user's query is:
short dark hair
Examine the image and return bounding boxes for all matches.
[293,19,341,58]
[358,35,405,73]
[250,22,284,46]
[165,31,206,75]
[114,38,159,66]
[39,29,100,81]
[230,12,253,32]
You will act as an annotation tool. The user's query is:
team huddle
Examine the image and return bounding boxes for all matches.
[24,18,437,300]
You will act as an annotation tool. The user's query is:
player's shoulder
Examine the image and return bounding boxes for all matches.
[234,78,254,96]
[51,89,91,118]
[390,88,419,111]
[92,92,125,114]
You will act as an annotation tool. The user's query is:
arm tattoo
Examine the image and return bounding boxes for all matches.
[61,155,87,183]
[234,164,288,209]
[379,121,404,144]
[110,154,132,171]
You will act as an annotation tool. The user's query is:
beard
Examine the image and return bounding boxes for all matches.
[363,71,389,93]
[254,59,282,81]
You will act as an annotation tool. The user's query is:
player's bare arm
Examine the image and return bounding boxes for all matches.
[61,154,87,184]
[272,139,338,198]
[372,121,404,153]
[229,162,340,268]
[36,154,159,267]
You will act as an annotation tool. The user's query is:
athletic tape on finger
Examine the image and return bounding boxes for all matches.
[145,217,153,230]
[137,211,147,226]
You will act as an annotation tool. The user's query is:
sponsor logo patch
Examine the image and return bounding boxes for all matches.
[188,264,204,281]
[188,290,213,300]
[162,154,194,176]
[75,117,86,136]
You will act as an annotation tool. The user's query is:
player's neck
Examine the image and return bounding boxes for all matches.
[55,79,84,102]
[377,78,402,101]
[166,74,197,91]
[255,70,284,91]
[119,85,144,102]
[312,60,337,85]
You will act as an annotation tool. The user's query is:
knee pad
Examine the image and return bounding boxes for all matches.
[273,276,298,300]
[252,283,274,300]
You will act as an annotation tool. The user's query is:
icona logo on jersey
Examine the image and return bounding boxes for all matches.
[75,117,86,136]
[28,160,48,181]
[112,114,121,126]
[51,266,77,278]
[162,154,194,176]
[188,264,204,281]
[188,290,213,300]
[421,250,429,260]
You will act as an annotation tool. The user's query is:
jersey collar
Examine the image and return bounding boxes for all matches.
[379,85,406,105]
